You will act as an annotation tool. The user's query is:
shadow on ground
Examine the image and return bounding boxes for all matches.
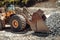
[0,24,50,37]
[32,32,49,37]
[2,27,30,34]
[0,27,49,37]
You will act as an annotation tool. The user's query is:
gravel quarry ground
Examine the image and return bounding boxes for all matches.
[0,7,60,40]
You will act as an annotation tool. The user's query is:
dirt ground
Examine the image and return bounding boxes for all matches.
[33,2,56,8]
[32,0,57,8]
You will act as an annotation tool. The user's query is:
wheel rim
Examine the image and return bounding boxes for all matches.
[12,20,19,28]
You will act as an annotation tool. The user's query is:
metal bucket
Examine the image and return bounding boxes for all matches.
[30,9,49,32]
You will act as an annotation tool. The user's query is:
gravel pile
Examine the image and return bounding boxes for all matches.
[46,13,60,35]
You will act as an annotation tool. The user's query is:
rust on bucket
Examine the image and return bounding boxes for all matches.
[30,9,49,32]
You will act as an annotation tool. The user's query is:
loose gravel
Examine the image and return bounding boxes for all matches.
[46,13,60,36]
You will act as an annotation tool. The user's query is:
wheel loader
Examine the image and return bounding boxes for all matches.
[0,4,49,33]
[0,4,27,32]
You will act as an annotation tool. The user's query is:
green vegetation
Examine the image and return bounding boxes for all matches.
[0,0,37,7]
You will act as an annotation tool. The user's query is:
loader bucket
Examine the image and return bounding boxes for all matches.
[21,9,49,32]
[29,9,49,32]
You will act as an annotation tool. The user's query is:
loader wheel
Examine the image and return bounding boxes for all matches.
[9,15,26,32]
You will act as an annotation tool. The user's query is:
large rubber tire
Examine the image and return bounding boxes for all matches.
[9,15,26,32]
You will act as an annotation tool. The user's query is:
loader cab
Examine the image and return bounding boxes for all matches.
[5,3,15,17]
[6,4,15,11]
